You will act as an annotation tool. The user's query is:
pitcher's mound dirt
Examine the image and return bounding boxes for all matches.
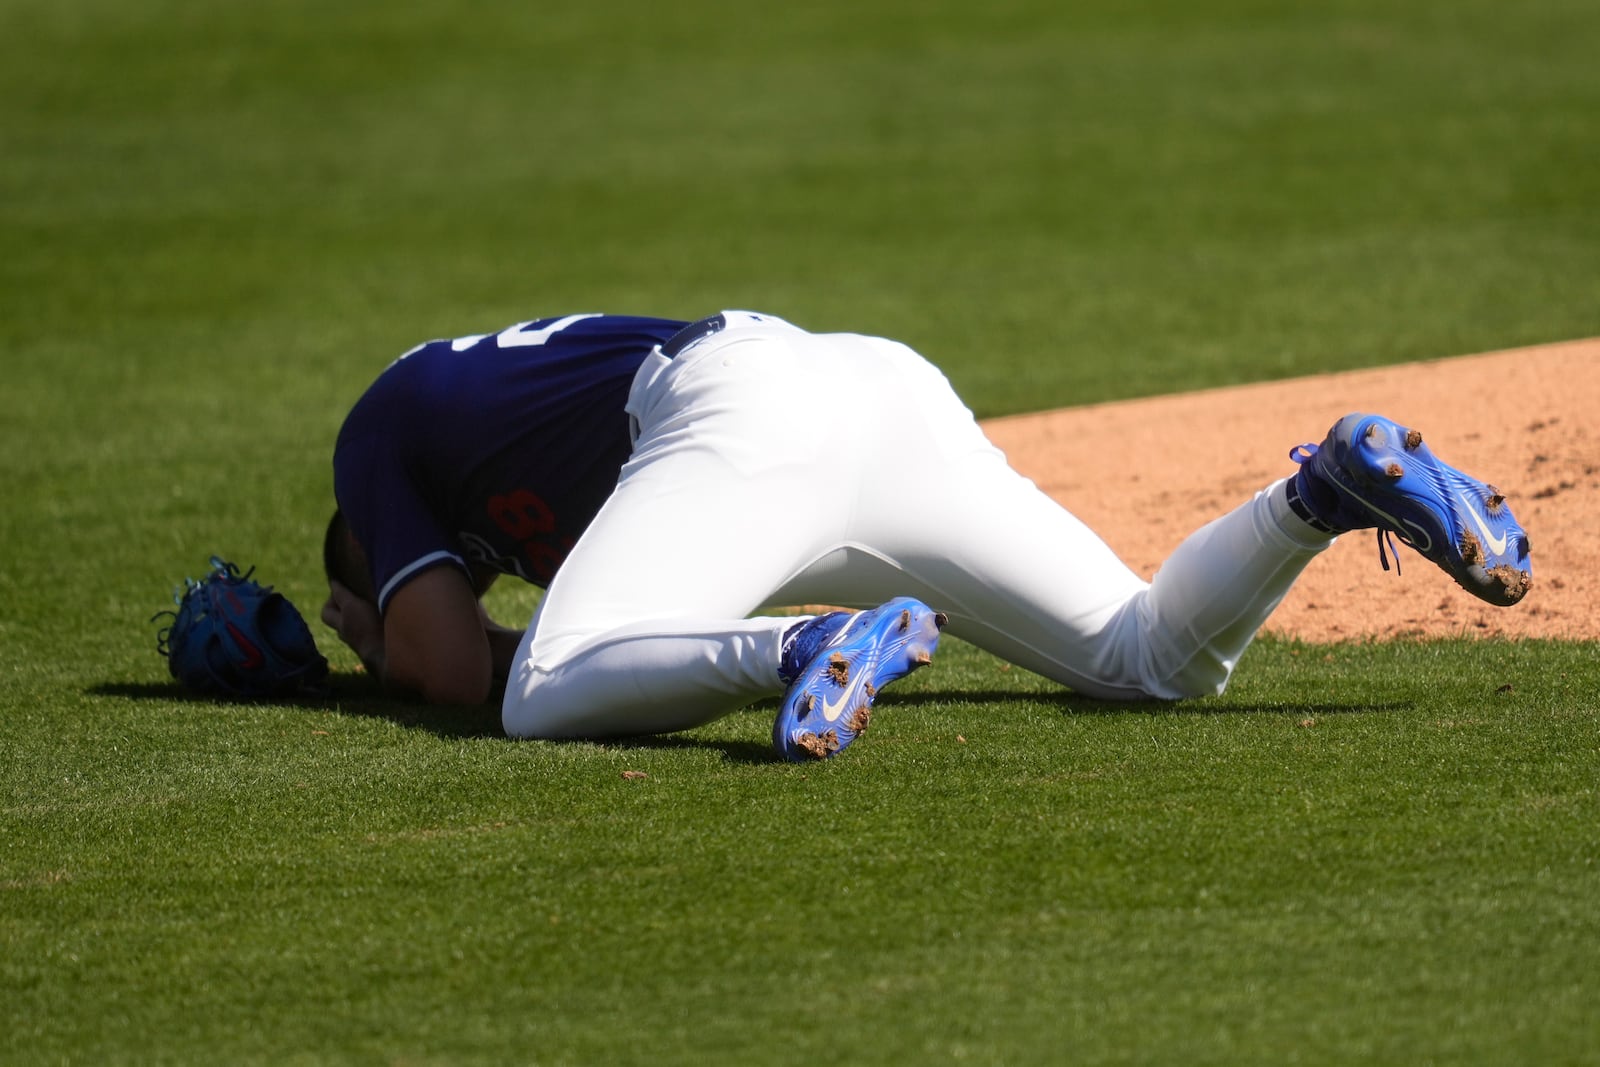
[981,337,1598,642]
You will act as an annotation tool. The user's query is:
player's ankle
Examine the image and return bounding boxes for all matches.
[777,611,853,685]
[1270,475,1341,546]
[1284,468,1347,536]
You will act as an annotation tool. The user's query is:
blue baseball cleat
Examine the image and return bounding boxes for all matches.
[772,597,946,761]
[1287,413,1532,606]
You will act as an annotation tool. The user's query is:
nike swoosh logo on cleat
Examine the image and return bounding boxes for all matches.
[1460,492,1510,556]
[820,686,853,723]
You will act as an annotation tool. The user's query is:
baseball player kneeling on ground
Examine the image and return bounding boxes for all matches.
[320,311,1532,761]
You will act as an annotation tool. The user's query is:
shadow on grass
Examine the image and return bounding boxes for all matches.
[92,675,1410,766]
[88,679,780,763]
[880,689,1414,718]
[89,678,497,732]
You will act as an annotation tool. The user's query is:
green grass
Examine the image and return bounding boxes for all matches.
[6,641,1599,1064]
[3,0,1600,1062]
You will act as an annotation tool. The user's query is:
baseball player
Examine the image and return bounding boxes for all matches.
[321,311,1531,760]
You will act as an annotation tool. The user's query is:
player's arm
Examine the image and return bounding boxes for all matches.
[468,567,527,684]
[323,567,523,702]
[381,566,498,705]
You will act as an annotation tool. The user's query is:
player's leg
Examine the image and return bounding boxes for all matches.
[500,357,816,736]
[779,338,1529,700]
[872,459,1330,700]
[765,334,1335,700]
[500,320,937,741]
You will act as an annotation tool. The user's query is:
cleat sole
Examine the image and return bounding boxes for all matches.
[1312,414,1533,606]
[772,596,944,761]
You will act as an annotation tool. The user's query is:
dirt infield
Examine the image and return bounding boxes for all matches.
[981,338,1599,642]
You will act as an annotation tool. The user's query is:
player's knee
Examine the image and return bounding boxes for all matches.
[1140,651,1235,700]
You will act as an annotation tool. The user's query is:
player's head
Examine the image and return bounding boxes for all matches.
[323,509,376,603]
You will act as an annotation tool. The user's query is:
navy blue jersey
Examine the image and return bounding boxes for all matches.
[333,313,687,610]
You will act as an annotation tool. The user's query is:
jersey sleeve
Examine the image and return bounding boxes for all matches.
[333,389,470,614]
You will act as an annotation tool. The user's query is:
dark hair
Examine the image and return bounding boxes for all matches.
[323,509,375,601]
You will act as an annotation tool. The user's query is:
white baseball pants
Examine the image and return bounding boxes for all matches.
[501,314,1331,739]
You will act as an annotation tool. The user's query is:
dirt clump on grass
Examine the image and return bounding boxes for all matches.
[981,338,1599,642]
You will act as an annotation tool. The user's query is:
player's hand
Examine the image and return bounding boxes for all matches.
[321,580,386,674]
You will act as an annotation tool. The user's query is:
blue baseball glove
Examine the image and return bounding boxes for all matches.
[154,556,329,700]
